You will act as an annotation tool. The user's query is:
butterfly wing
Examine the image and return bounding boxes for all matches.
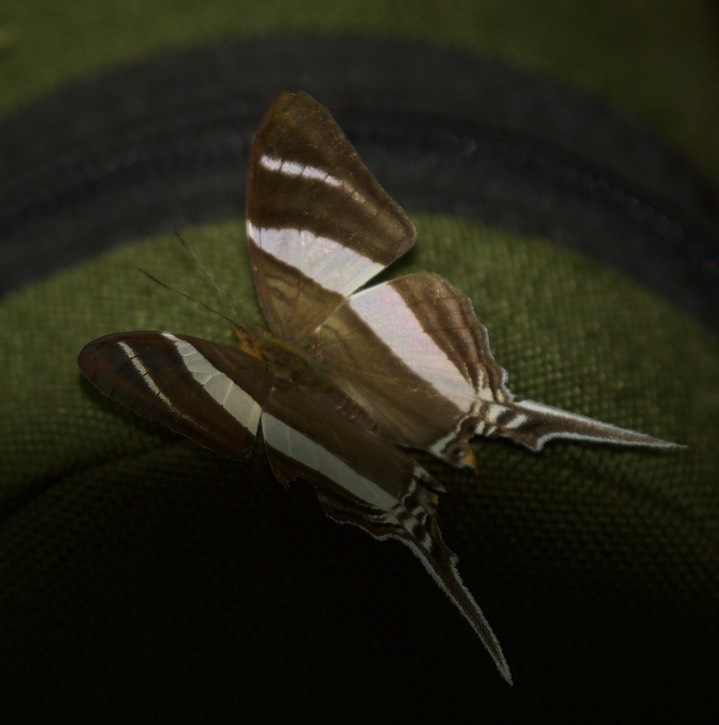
[260,380,512,684]
[246,91,416,342]
[308,272,679,466]
[78,331,273,461]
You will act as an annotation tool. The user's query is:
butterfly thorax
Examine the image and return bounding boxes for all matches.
[235,324,377,432]
[236,325,311,383]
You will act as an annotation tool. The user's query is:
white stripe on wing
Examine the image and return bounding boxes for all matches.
[348,284,476,410]
[118,341,177,413]
[262,412,398,510]
[246,222,383,297]
[162,333,262,435]
[259,154,343,188]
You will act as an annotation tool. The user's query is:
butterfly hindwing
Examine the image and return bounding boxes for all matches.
[309,272,678,462]
[260,380,512,684]
[306,273,488,467]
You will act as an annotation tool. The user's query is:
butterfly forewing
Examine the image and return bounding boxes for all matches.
[246,91,416,341]
[78,332,272,461]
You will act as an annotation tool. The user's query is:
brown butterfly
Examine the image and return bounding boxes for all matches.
[79,92,681,684]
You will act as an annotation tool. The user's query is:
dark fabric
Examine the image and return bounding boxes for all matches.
[1,18,717,725]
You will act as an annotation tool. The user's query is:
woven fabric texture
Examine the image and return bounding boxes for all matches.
[1,2,717,722]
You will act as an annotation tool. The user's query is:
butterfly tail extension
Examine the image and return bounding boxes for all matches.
[305,449,512,685]
[396,508,513,686]
[474,398,683,452]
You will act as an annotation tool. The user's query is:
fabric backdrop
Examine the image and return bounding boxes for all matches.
[1,2,717,722]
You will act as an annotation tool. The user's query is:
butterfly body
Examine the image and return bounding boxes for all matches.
[79,92,681,685]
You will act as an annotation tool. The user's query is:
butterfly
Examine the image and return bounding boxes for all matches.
[78,91,680,684]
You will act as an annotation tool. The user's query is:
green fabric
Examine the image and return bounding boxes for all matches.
[2,218,717,719]
[1,1,718,186]
[2,2,717,718]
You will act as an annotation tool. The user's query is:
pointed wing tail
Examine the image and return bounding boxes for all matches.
[403,515,514,685]
[316,479,513,686]
[476,398,683,452]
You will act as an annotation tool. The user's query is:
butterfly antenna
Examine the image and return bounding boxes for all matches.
[172,228,244,321]
[138,268,240,328]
